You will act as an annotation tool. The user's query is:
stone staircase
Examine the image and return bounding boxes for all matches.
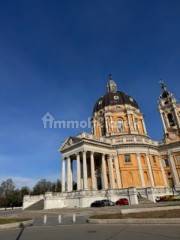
[137,193,155,205]
[25,199,44,210]
[138,197,154,205]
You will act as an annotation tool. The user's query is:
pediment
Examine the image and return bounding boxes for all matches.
[60,137,81,151]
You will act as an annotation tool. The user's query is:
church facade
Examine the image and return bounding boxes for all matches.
[23,75,180,209]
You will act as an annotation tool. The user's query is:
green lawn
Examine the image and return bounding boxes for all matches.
[90,209,180,219]
[0,218,30,225]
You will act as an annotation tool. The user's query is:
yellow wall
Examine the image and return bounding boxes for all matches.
[118,154,141,188]
[117,153,166,189]
[149,155,165,186]
[173,152,180,182]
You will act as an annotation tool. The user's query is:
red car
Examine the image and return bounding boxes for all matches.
[116,198,129,206]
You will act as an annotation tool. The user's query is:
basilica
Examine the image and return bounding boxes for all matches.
[23,75,180,209]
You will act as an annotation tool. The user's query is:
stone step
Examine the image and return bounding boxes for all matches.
[138,197,154,205]
[25,199,44,211]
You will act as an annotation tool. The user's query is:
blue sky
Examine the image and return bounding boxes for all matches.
[0,0,180,188]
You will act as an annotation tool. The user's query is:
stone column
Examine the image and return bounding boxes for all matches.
[83,151,88,190]
[114,155,122,188]
[142,119,147,135]
[76,153,81,191]
[159,157,168,187]
[107,155,115,189]
[127,112,131,132]
[61,158,66,192]
[105,117,109,135]
[132,115,137,131]
[67,156,72,192]
[102,154,108,189]
[146,154,155,187]
[90,151,97,190]
[137,153,145,187]
[168,151,180,186]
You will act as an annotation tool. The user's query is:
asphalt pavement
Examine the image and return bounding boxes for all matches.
[0,224,180,240]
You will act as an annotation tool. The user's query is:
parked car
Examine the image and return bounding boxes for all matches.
[116,198,129,206]
[101,199,115,206]
[156,195,176,202]
[91,200,105,207]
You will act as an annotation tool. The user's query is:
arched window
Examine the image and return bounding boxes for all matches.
[167,113,175,127]
[117,119,124,132]
[134,118,138,131]
[101,125,106,136]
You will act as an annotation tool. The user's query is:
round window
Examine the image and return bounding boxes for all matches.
[114,95,119,100]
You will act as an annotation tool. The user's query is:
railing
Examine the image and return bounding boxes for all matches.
[44,188,131,199]
[112,135,159,146]
[78,132,160,146]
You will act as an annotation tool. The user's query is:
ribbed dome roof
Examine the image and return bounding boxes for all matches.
[93,91,139,113]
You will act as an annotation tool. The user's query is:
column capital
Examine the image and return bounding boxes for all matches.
[107,154,113,160]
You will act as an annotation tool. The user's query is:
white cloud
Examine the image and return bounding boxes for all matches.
[0,176,37,189]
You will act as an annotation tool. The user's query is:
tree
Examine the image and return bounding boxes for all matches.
[0,179,15,197]
[20,186,30,197]
[55,179,61,192]
[32,179,53,195]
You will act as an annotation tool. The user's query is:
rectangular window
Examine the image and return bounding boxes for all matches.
[164,159,169,167]
[175,156,180,165]
[152,156,156,164]
[124,154,131,163]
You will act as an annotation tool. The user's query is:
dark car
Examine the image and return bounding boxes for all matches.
[91,200,105,207]
[116,198,129,206]
[101,199,115,206]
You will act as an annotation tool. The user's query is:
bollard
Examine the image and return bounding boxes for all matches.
[58,215,62,224]
[43,215,47,225]
[72,213,76,224]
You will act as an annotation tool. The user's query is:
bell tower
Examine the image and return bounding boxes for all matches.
[158,81,180,143]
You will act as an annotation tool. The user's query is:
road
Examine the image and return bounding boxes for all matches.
[0,224,180,240]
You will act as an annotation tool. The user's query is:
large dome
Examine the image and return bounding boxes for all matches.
[93,91,139,113]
